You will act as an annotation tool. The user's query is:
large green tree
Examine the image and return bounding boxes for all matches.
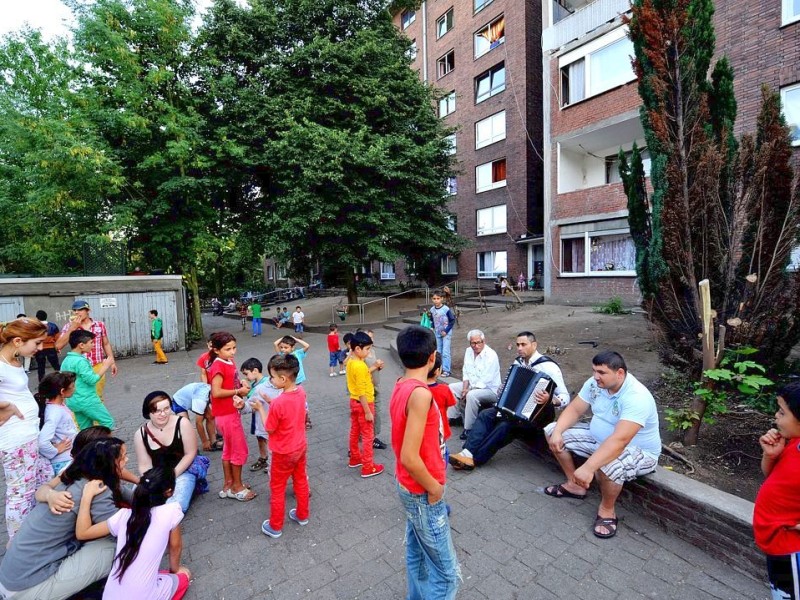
[198,0,462,303]
[69,0,220,336]
[0,29,122,274]
[623,0,800,441]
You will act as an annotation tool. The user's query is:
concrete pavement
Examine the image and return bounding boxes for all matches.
[1,315,768,599]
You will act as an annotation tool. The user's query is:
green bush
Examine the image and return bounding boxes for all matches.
[595,296,627,315]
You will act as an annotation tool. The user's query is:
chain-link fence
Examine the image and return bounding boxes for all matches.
[82,240,127,276]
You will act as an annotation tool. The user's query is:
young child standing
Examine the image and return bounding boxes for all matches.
[251,301,262,337]
[390,325,460,598]
[346,332,384,478]
[36,372,78,477]
[274,335,312,428]
[76,467,192,600]
[251,354,310,539]
[358,328,386,449]
[427,352,457,462]
[207,332,256,502]
[754,381,800,599]
[240,358,280,473]
[292,306,305,335]
[327,324,346,377]
[61,330,116,430]
[238,302,248,332]
[429,290,456,378]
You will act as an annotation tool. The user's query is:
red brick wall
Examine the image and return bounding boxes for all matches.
[550,75,641,138]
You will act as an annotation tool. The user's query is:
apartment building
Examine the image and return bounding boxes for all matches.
[541,0,800,305]
[394,0,546,287]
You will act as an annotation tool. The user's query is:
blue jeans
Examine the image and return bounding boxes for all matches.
[166,471,196,513]
[397,483,460,600]
[436,331,452,373]
[252,318,262,336]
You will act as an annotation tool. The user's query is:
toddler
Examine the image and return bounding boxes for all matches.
[36,372,78,476]
[240,358,280,473]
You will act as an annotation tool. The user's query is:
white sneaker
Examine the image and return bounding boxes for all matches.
[329,373,336,377]
[339,370,346,375]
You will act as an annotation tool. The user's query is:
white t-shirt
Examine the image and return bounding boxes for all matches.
[578,372,661,458]
[0,362,40,451]
[104,502,184,600]
[292,311,304,324]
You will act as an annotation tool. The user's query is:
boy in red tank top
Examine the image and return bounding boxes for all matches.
[390,325,460,600]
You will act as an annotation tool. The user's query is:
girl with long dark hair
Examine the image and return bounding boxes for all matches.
[76,467,191,600]
[0,437,129,599]
[207,331,256,501]
[36,372,78,476]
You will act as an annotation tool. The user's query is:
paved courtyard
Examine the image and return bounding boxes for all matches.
[1,315,768,599]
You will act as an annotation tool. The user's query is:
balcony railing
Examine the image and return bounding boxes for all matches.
[543,0,631,51]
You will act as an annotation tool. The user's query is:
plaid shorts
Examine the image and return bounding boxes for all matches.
[544,422,658,485]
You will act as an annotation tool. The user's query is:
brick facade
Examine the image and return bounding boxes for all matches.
[394,0,544,284]
[545,3,800,306]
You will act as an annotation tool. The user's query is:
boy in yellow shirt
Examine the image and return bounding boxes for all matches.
[346,332,384,478]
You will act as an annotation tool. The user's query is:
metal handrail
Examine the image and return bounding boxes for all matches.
[361,296,389,321]
[386,287,430,319]
[331,303,364,324]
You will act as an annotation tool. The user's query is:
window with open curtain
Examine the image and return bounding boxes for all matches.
[492,158,506,183]
[475,16,505,58]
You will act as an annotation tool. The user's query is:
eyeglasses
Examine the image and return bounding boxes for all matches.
[150,406,172,415]
[469,340,484,346]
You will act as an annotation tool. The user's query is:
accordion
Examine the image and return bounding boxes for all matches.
[495,364,556,423]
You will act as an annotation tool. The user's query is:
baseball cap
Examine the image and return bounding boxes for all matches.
[71,300,90,310]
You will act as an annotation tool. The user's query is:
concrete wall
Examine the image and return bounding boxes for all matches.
[0,276,186,357]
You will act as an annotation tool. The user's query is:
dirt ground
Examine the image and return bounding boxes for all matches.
[448,302,766,502]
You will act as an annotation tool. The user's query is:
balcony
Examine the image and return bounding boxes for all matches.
[543,0,632,52]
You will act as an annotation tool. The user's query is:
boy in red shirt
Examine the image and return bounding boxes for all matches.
[427,352,457,461]
[252,353,310,538]
[327,324,346,377]
[754,381,800,598]
[390,325,460,599]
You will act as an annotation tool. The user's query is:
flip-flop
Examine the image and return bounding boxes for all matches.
[229,488,258,502]
[544,484,587,500]
[593,515,618,538]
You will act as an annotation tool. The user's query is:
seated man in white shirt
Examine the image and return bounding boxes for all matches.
[449,331,569,470]
[544,351,661,539]
[447,329,502,440]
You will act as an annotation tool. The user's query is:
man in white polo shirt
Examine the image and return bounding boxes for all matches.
[544,350,660,539]
[448,329,502,440]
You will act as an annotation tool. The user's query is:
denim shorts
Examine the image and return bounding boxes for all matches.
[329,350,345,367]
[294,323,304,333]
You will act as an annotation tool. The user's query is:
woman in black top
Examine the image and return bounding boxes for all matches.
[134,391,198,512]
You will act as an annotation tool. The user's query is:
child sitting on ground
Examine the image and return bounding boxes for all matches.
[60,330,115,430]
[346,332,384,478]
[390,326,460,597]
[754,381,800,598]
[240,358,280,474]
[36,372,78,477]
[274,335,312,429]
[76,467,191,600]
[251,354,310,539]
[327,324,346,377]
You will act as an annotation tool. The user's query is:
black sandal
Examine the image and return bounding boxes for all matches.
[593,515,618,538]
[210,440,224,451]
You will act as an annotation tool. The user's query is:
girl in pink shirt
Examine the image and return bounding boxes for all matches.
[76,467,191,600]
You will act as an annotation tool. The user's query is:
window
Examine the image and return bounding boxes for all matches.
[444,134,456,155]
[380,262,396,280]
[474,15,505,58]
[476,158,506,192]
[781,83,800,147]
[477,250,507,279]
[475,110,506,149]
[783,0,800,24]
[266,265,273,280]
[474,0,494,14]
[438,91,456,118]
[401,10,415,29]
[446,215,457,231]
[437,50,455,78]
[561,231,636,275]
[407,40,417,61]
[277,264,287,279]
[445,177,458,196]
[441,255,459,275]
[605,149,651,184]
[476,205,507,236]
[436,8,454,39]
[475,63,505,103]
[560,35,635,107]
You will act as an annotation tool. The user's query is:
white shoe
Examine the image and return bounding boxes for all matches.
[339,370,346,375]
[329,373,336,377]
